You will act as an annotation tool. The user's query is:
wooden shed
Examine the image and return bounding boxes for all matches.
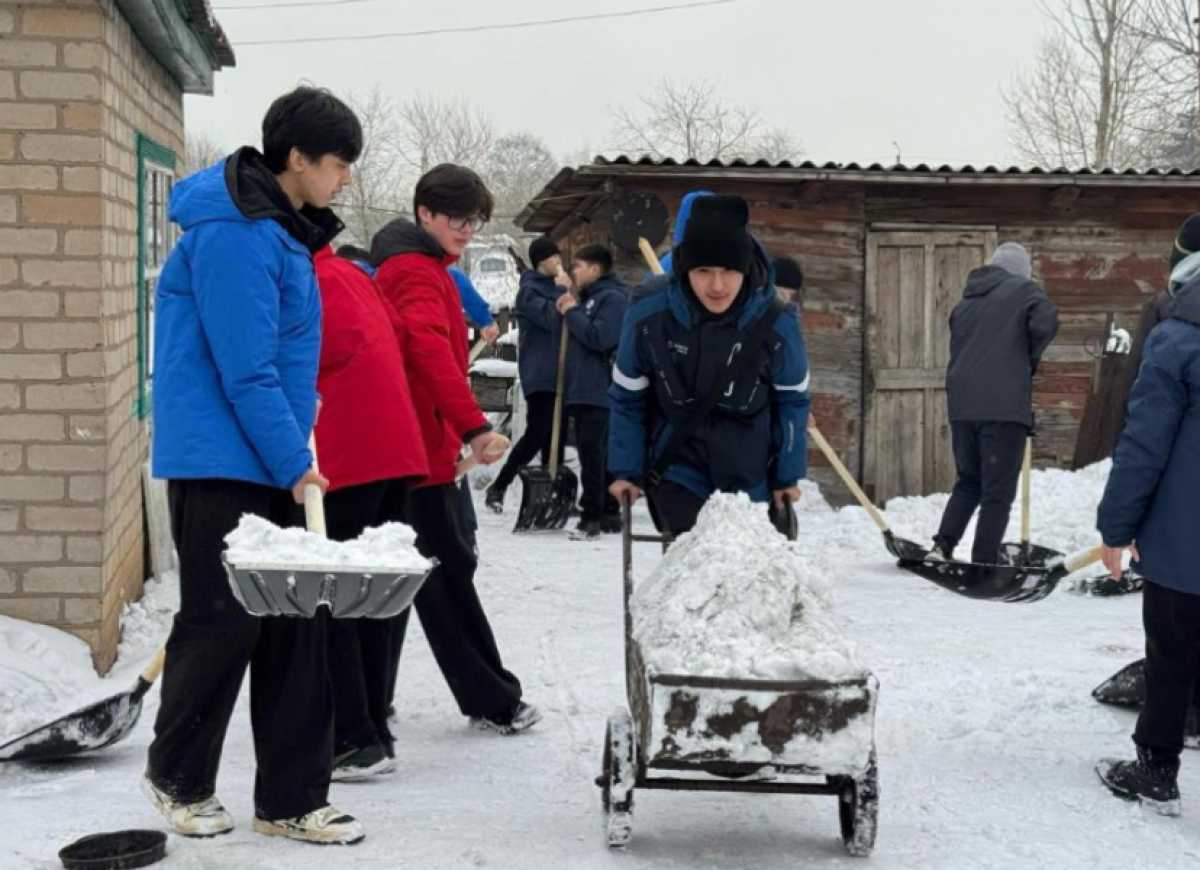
[516,156,1200,504]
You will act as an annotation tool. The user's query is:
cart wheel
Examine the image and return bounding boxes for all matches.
[836,750,879,857]
[602,709,635,848]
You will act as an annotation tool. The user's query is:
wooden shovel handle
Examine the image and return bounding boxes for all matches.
[641,238,665,276]
[1063,543,1105,575]
[806,423,891,534]
[454,434,511,479]
[305,434,327,537]
[468,337,488,365]
[141,645,167,684]
[1020,437,1032,545]
[548,322,570,478]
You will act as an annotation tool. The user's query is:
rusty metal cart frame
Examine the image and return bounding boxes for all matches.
[596,503,880,855]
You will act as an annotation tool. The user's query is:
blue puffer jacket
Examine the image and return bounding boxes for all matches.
[152,148,341,489]
[564,273,628,408]
[513,269,563,396]
[609,238,811,501]
[1097,279,1200,595]
[449,266,495,328]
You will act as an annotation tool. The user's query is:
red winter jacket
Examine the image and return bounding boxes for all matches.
[370,221,491,487]
[313,246,428,491]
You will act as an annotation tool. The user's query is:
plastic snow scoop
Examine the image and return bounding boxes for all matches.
[454,433,511,480]
[59,828,166,870]
[899,542,1105,603]
[515,312,578,532]
[805,422,930,561]
[0,647,165,764]
[997,437,1063,569]
[222,436,434,619]
[1093,659,1146,709]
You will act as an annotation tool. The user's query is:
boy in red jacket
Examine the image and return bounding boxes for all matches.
[369,164,540,734]
[313,246,429,780]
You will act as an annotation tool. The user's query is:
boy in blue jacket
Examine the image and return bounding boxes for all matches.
[1095,266,1200,817]
[146,88,365,844]
[608,195,810,536]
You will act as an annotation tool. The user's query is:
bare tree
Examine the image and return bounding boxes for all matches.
[338,87,406,247]
[182,132,225,175]
[755,128,805,164]
[396,95,495,177]
[485,132,559,236]
[1003,0,1156,168]
[612,78,763,162]
[1131,0,1200,166]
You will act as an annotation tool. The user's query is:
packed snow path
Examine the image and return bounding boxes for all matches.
[3,466,1199,869]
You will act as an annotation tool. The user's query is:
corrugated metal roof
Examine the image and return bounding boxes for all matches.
[516,155,1200,234]
[183,1,236,67]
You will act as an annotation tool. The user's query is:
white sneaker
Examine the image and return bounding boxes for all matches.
[470,701,543,735]
[253,804,365,845]
[142,775,234,838]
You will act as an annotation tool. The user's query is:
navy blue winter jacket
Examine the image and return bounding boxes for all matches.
[1097,280,1200,595]
[513,269,562,396]
[609,240,811,501]
[564,274,629,408]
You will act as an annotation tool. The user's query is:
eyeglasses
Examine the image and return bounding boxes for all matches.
[447,214,487,233]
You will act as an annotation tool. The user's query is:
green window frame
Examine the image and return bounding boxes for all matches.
[136,133,178,420]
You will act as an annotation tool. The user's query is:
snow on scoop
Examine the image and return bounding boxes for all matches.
[222,437,434,619]
[0,647,165,763]
[899,543,1104,603]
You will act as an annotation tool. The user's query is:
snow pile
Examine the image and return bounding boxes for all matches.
[224,516,430,573]
[632,492,863,681]
[470,358,518,379]
[0,617,99,744]
[497,325,518,346]
[117,572,178,665]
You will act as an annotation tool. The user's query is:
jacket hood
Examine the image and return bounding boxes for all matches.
[1169,275,1200,326]
[962,264,1016,298]
[370,218,453,267]
[172,147,344,253]
[672,190,714,243]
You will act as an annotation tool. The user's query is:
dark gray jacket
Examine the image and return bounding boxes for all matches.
[945,265,1059,425]
[513,270,563,396]
[563,274,628,408]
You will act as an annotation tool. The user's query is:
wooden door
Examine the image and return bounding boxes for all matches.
[865,229,996,503]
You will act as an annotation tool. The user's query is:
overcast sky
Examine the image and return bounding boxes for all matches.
[188,0,1050,168]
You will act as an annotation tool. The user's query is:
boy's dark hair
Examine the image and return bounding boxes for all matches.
[413,163,494,222]
[336,244,371,261]
[573,244,613,273]
[262,87,363,173]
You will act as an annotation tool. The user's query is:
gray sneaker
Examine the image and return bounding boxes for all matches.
[142,775,234,838]
[253,804,365,845]
[470,701,543,735]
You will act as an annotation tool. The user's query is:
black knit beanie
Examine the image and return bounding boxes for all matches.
[772,255,804,290]
[1171,212,1200,268]
[528,236,560,269]
[676,195,753,275]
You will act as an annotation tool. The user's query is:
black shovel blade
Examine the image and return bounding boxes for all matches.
[514,466,579,532]
[885,531,930,562]
[898,556,1067,603]
[0,676,152,763]
[1093,659,1146,708]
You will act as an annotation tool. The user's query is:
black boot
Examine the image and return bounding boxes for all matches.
[1096,747,1181,816]
[484,484,505,514]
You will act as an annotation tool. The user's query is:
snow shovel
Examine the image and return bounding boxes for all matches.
[515,321,578,531]
[805,422,930,561]
[222,436,434,619]
[609,190,668,256]
[998,437,1063,569]
[1093,658,1200,745]
[900,542,1105,603]
[0,646,165,763]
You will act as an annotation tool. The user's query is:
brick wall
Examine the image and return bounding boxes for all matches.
[0,0,184,672]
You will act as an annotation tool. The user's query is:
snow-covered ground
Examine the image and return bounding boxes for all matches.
[3,462,1199,869]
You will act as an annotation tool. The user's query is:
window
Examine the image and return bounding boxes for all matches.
[136,134,177,420]
[479,258,507,273]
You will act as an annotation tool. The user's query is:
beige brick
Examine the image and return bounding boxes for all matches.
[0,260,15,286]
[1,414,64,441]
[0,102,56,130]
[0,444,19,472]
[0,535,62,562]
[66,534,101,563]
[25,383,105,412]
[64,291,100,318]
[26,506,103,533]
[0,567,13,594]
[68,474,102,503]
[23,321,101,351]
[0,384,17,409]
[62,597,99,623]
[21,8,104,39]
[0,353,61,380]
[23,194,100,227]
[61,102,101,132]
[0,597,60,622]
[0,195,14,225]
[63,42,104,70]
[21,134,99,163]
[68,415,103,441]
[0,290,58,317]
[0,72,13,101]
[62,166,99,193]
[24,565,100,594]
[27,443,104,470]
[0,41,57,67]
[0,11,13,34]
[0,165,58,190]
[0,322,16,349]
[64,230,100,257]
[22,259,100,288]
[0,228,58,255]
[3,475,65,501]
[19,71,98,102]
[66,350,103,378]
